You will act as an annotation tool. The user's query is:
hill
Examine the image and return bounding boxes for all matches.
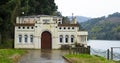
[81,12,120,40]
[68,16,91,23]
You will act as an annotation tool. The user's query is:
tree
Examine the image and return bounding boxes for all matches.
[62,17,70,24]
[0,0,58,47]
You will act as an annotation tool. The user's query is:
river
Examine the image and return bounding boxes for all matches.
[87,40,120,60]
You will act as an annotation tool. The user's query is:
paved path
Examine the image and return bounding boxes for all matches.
[18,50,69,63]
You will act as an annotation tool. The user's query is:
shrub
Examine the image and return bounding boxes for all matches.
[0,39,14,48]
[61,45,70,50]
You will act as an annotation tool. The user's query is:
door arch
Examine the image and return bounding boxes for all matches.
[41,31,52,49]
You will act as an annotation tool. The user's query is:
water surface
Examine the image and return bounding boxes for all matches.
[88,40,120,50]
[87,40,120,60]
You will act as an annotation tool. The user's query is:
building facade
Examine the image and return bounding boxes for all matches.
[14,15,88,49]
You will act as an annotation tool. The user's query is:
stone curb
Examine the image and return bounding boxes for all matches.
[62,56,72,63]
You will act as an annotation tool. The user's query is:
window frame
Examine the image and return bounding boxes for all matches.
[30,35,33,43]
[68,27,70,29]
[18,35,22,43]
[65,35,69,43]
[31,27,33,29]
[59,35,63,43]
[71,35,74,43]
[24,35,28,43]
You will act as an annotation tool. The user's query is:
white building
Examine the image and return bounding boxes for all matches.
[14,15,88,49]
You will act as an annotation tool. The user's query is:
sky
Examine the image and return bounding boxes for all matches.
[55,0,120,18]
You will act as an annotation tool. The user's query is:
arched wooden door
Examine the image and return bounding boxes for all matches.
[41,31,52,49]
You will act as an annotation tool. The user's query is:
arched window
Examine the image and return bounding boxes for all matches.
[30,35,33,42]
[65,35,69,43]
[71,35,74,43]
[24,35,28,42]
[59,35,63,43]
[18,35,22,42]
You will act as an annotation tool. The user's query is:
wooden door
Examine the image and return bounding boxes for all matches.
[41,31,52,49]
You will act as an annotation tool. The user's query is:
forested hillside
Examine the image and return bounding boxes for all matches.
[68,16,91,23]
[81,12,120,40]
[0,0,59,47]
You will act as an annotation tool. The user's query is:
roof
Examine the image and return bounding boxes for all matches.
[15,23,35,26]
[58,24,79,27]
[19,15,62,18]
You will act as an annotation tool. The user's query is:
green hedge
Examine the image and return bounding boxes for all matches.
[0,39,14,48]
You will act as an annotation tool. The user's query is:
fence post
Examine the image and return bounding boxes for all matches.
[107,49,109,60]
[69,46,72,54]
[111,48,113,60]
[87,46,90,54]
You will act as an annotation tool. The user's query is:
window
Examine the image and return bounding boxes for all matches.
[71,35,74,43]
[72,27,74,29]
[31,27,33,29]
[68,27,70,29]
[18,27,21,29]
[30,35,33,42]
[27,27,29,29]
[58,19,61,21]
[23,27,25,29]
[18,35,22,42]
[24,35,28,42]
[59,27,61,29]
[64,27,66,29]
[59,35,63,43]
[65,35,69,43]
[58,22,61,24]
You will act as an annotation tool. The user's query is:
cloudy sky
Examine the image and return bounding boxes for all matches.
[55,0,120,18]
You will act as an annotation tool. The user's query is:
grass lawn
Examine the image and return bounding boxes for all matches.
[0,49,26,63]
[64,54,117,63]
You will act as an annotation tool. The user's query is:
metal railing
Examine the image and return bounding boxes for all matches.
[91,47,120,61]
